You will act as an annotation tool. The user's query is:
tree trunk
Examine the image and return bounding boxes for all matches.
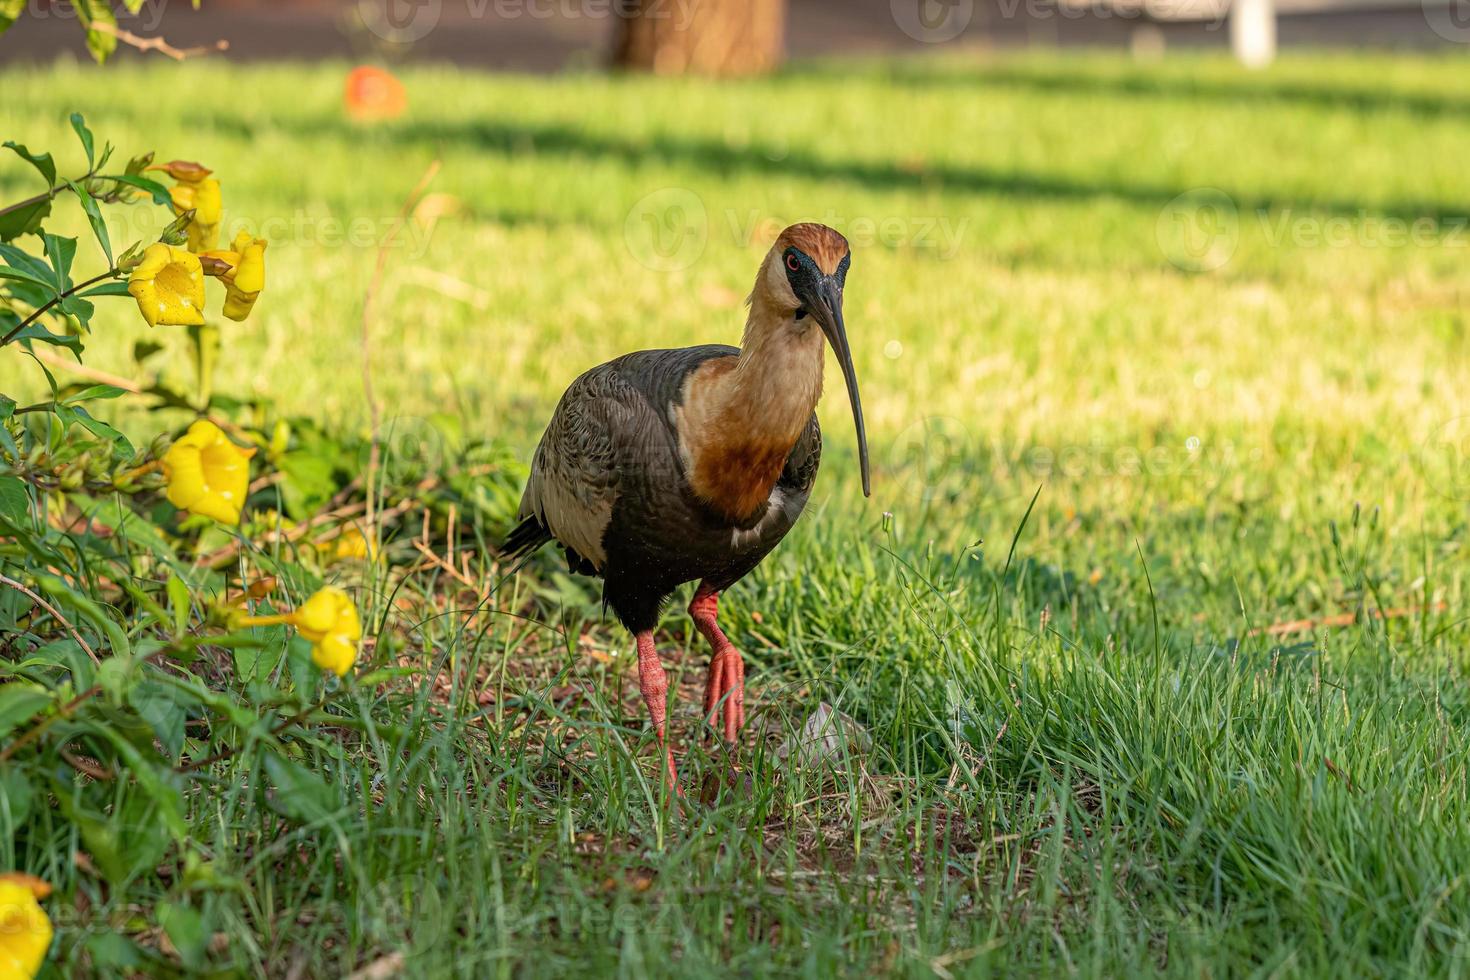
[613,0,785,77]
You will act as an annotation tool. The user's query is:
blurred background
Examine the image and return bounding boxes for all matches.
[1,0,1465,71]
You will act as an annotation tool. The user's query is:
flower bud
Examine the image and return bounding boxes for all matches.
[160,210,195,247]
[149,160,212,182]
[116,241,148,273]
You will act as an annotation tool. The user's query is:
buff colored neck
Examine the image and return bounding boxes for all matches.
[722,290,825,446]
[678,288,825,521]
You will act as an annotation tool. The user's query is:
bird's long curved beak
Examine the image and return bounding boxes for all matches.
[810,279,871,497]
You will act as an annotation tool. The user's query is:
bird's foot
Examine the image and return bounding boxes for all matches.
[703,646,745,744]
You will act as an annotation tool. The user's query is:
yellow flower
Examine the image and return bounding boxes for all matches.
[201,232,268,322]
[235,587,362,677]
[161,419,256,525]
[154,160,222,253]
[127,244,205,328]
[170,179,222,252]
[0,873,53,979]
[291,587,362,676]
[331,525,377,563]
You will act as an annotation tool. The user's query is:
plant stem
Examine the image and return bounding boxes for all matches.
[0,267,119,346]
[0,164,102,220]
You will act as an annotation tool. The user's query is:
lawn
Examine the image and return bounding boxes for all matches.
[3,49,1470,976]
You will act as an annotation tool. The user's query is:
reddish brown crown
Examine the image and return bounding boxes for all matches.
[776,223,849,276]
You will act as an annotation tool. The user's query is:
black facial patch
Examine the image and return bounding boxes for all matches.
[783,247,819,294]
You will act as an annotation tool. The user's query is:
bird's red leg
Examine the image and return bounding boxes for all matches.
[635,630,681,796]
[689,584,745,743]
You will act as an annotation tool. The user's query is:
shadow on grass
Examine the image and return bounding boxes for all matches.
[112,102,1470,230]
[819,62,1470,123]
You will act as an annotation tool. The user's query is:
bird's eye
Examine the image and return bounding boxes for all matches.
[785,253,800,273]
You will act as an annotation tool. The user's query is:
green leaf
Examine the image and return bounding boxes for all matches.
[2,142,56,187]
[0,767,33,831]
[0,242,54,282]
[0,265,55,291]
[104,173,171,207]
[0,476,29,525]
[235,626,286,686]
[4,321,82,356]
[92,725,187,841]
[54,791,127,883]
[84,933,142,971]
[36,574,129,658]
[80,280,130,298]
[264,753,342,824]
[0,0,23,35]
[72,495,173,555]
[65,384,127,404]
[157,902,208,970]
[70,114,96,168]
[166,573,191,638]
[69,407,131,454]
[74,0,118,64]
[0,682,53,740]
[96,657,136,704]
[0,198,50,242]
[43,233,76,290]
[132,681,186,761]
[67,179,111,265]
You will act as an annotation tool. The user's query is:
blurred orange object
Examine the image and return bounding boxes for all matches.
[345,66,407,122]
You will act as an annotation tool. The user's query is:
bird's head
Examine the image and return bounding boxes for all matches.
[756,222,870,497]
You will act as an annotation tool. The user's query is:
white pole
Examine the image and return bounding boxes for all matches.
[1231,0,1276,68]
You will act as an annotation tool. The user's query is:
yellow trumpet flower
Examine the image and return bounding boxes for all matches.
[236,586,362,677]
[153,160,222,252]
[331,525,378,563]
[201,232,268,322]
[127,244,206,328]
[161,419,256,525]
[0,873,53,980]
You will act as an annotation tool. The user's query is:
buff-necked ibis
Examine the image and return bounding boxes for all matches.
[504,223,870,793]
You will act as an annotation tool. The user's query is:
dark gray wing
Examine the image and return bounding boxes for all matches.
[518,365,647,572]
[517,345,738,573]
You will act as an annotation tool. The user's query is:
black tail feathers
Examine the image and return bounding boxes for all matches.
[502,516,552,562]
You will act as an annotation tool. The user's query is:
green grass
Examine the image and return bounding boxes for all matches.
[5,49,1470,976]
